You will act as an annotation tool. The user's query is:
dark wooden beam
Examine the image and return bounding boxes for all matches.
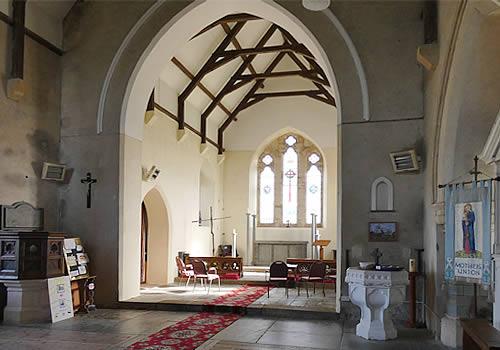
[217,52,287,154]
[192,13,260,39]
[218,44,313,60]
[146,89,154,111]
[178,21,245,130]
[0,10,63,56]
[200,24,278,143]
[251,90,322,99]
[237,70,330,86]
[171,57,232,117]
[10,0,25,80]
[287,52,336,107]
[154,102,220,150]
[220,22,263,88]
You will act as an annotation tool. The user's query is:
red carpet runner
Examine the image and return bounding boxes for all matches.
[128,285,269,349]
[206,285,268,307]
[128,312,240,349]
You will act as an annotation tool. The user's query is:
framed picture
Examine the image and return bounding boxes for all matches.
[368,222,398,242]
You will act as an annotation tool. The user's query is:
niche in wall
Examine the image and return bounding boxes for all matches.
[371,177,394,211]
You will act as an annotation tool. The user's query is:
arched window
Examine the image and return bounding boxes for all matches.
[257,133,324,227]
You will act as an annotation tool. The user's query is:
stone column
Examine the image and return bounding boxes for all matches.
[246,213,251,265]
[0,279,51,324]
[251,214,257,266]
[493,162,500,329]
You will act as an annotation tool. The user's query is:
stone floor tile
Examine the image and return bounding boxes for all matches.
[268,319,343,336]
[258,330,342,349]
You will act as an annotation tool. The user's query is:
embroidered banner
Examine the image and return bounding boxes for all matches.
[444,180,492,284]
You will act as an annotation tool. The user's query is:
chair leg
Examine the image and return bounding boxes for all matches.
[186,275,191,288]
[323,282,326,297]
[306,281,309,298]
[286,281,289,298]
[193,277,196,291]
[297,280,300,296]
[313,282,316,294]
[208,279,212,294]
[268,282,270,298]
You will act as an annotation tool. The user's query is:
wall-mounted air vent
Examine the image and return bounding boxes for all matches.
[41,162,66,181]
[142,165,161,182]
[389,150,419,173]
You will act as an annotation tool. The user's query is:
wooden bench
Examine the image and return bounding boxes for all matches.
[461,319,500,350]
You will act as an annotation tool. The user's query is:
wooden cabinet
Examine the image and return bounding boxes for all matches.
[254,241,308,266]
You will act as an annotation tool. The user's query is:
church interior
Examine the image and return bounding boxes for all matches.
[0,0,499,349]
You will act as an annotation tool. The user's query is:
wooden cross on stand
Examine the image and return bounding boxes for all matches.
[192,207,230,256]
[80,172,97,209]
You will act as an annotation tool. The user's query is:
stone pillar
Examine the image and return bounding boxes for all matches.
[246,213,251,265]
[251,214,257,266]
[493,162,500,329]
[0,279,50,324]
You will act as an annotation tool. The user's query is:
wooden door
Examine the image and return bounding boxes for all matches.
[141,202,148,284]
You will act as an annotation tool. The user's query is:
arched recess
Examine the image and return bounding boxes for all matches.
[142,187,169,286]
[99,0,367,308]
[370,177,394,211]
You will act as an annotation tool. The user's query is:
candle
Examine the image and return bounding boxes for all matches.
[409,258,416,272]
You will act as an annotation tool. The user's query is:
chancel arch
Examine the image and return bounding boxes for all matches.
[370,177,394,211]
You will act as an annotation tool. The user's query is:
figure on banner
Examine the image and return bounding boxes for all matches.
[462,203,476,255]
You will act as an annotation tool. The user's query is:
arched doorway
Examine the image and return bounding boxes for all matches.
[141,188,170,286]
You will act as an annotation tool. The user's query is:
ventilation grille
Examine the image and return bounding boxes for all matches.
[41,162,66,181]
[390,150,419,173]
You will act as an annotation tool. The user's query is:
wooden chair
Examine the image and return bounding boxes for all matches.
[294,262,312,296]
[461,319,500,350]
[299,261,326,297]
[175,256,194,288]
[267,261,289,298]
[191,259,220,293]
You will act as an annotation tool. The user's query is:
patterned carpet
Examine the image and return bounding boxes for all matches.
[128,286,269,349]
[206,285,269,307]
[128,312,240,349]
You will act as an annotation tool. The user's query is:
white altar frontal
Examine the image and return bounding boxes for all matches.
[345,267,408,340]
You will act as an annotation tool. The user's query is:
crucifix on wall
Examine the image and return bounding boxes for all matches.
[80,172,97,209]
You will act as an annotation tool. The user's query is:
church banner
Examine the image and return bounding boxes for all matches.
[444,180,492,284]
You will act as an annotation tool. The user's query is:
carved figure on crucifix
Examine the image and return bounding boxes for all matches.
[80,172,97,209]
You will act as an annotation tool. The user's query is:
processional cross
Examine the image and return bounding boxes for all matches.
[192,207,231,256]
[80,172,97,209]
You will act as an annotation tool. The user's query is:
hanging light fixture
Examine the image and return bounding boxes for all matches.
[302,0,331,11]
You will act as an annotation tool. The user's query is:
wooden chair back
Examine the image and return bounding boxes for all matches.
[269,261,288,278]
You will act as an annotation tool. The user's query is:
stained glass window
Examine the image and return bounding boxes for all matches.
[257,133,323,227]
[259,166,275,224]
[306,165,322,224]
[282,147,298,224]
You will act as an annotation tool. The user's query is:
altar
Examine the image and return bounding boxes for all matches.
[345,267,408,340]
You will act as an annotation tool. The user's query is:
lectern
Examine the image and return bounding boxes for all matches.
[313,239,331,260]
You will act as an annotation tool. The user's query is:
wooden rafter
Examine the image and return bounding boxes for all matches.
[200,24,278,143]
[287,51,336,107]
[220,22,263,88]
[171,57,232,117]
[236,70,330,86]
[178,21,246,130]
[217,52,287,154]
[192,13,260,39]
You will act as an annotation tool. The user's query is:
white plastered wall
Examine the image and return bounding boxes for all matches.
[140,81,224,284]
